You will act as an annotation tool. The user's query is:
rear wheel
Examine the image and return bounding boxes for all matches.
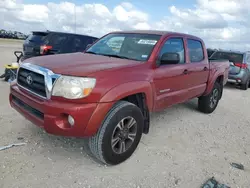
[198,82,221,114]
[240,79,249,90]
[86,101,144,165]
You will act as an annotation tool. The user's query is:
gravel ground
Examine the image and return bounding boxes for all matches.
[0,41,250,188]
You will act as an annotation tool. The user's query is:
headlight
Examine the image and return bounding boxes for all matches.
[52,76,96,99]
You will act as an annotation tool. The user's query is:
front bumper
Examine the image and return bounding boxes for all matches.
[10,84,100,137]
[227,78,237,83]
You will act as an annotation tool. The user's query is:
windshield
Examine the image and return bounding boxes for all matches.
[25,32,48,44]
[85,33,161,61]
[210,51,243,63]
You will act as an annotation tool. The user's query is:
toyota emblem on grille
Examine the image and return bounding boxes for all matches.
[26,75,33,85]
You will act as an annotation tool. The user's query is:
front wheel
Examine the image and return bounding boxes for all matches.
[86,101,144,165]
[198,82,221,114]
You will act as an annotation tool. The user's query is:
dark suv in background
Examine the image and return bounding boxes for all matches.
[21,31,98,61]
[210,50,250,90]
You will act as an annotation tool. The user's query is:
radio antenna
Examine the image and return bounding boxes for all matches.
[74,4,76,33]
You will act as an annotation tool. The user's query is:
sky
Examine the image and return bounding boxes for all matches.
[1,0,250,50]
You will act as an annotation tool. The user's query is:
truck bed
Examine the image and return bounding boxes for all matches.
[209,59,230,86]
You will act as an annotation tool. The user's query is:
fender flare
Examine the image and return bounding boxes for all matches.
[204,74,224,96]
[83,81,154,136]
[100,81,154,110]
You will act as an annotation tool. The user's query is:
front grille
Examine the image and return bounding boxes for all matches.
[17,67,46,97]
[12,95,44,120]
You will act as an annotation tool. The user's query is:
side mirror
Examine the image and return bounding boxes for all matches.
[160,52,180,65]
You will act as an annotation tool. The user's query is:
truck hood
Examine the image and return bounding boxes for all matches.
[25,52,141,76]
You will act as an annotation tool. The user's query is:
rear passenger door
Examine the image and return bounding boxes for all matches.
[185,39,209,98]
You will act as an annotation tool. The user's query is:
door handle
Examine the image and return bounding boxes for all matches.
[183,69,188,74]
[204,67,208,71]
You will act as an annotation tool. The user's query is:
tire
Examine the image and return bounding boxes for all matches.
[240,79,249,90]
[198,82,221,114]
[82,138,95,158]
[86,101,144,165]
[4,69,10,82]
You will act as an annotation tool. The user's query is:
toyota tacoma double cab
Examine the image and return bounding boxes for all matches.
[9,30,230,165]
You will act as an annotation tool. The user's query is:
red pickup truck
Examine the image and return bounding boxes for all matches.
[9,30,229,165]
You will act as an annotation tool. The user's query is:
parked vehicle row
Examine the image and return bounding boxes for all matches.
[9,30,230,165]
[0,29,27,40]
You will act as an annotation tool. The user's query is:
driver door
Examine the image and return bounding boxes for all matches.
[153,37,191,111]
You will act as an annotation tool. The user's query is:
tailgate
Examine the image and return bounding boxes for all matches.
[229,61,241,75]
[23,44,41,56]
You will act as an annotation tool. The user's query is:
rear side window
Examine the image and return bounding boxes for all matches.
[187,39,204,62]
[90,38,98,44]
[72,36,82,51]
[65,35,97,53]
[48,33,68,46]
[80,36,98,49]
[211,52,243,63]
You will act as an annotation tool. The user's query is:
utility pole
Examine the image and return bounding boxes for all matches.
[74,4,76,33]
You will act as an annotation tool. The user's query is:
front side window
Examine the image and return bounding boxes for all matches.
[159,38,185,64]
[86,33,161,61]
[187,39,204,62]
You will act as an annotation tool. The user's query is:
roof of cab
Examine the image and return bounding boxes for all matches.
[109,30,201,39]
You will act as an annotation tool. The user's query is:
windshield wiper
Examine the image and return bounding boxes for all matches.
[101,54,130,59]
[85,52,137,61]
[85,51,98,54]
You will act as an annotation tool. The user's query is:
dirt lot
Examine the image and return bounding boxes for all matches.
[0,40,250,188]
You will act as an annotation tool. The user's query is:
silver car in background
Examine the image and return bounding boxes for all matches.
[210,50,250,90]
